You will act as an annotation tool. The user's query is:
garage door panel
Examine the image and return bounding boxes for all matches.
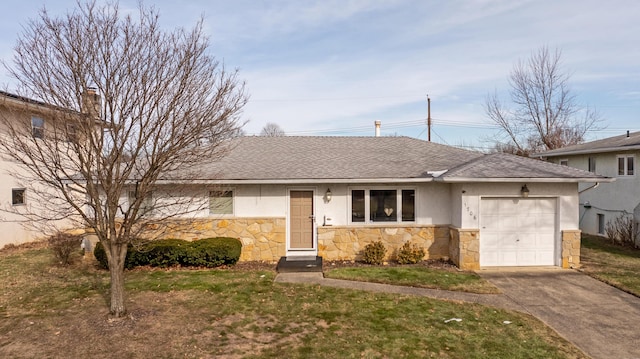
[480,198,557,267]
[499,215,520,230]
[481,215,501,231]
[536,199,556,213]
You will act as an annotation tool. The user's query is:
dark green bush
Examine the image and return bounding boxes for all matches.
[396,241,426,264]
[93,241,137,270]
[93,237,242,269]
[146,239,190,267]
[186,237,242,267]
[48,232,83,265]
[362,240,387,265]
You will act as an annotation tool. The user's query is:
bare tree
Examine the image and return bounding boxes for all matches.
[485,46,601,155]
[259,122,285,136]
[0,1,247,317]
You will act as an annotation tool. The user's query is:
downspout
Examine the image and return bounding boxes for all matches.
[579,182,599,194]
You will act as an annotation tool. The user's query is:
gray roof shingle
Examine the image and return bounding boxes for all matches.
[442,152,605,181]
[180,136,607,183]
[534,131,640,157]
[191,136,483,180]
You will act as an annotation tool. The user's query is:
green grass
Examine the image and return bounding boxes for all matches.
[0,246,586,358]
[581,234,640,296]
[324,266,500,294]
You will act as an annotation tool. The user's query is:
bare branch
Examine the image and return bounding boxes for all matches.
[0,1,247,316]
[485,46,603,154]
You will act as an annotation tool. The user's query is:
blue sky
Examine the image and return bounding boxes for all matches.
[1,1,638,149]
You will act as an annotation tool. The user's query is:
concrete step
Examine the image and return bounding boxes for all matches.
[276,256,323,273]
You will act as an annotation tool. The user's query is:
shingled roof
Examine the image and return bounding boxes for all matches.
[441,153,606,182]
[181,136,607,183]
[190,136,482,181]
[534,131,640,157]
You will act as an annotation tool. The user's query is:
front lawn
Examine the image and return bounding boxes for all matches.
[580,234,640,296]
[0,245,586,358]
[324,266,500,294]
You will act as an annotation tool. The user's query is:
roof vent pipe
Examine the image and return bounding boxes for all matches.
[375,120,381,137]
[627,130,630,138]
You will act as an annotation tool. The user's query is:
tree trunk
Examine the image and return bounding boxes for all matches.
[108,243,128,317]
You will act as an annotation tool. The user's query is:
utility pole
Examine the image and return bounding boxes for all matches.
[427,95,431,142]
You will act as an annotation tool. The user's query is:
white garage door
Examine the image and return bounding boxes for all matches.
[480,198,556,266]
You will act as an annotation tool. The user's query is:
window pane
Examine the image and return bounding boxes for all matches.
[618,157,625,175]
[559,159,568,166]
[32,117,44,139]
[627,157,634,175]
[210,190,233,214]
[12,189,25,205]
[370,190,397,222]
[588,157,596,173]
[402,190,415,222]
[129,190,153,213]
[351,190,365,222]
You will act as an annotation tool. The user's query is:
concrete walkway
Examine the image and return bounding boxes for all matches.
[275,268,640,359]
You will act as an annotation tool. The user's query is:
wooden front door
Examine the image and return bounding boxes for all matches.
[289,191,314,249]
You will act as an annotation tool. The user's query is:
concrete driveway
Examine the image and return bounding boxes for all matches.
[478,267,640,359]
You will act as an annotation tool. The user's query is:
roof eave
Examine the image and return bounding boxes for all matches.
[439,177,613,183]
[153,177,436,185]
[533,145,640,158]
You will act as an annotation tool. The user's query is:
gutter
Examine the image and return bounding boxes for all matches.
[534,144,640,158]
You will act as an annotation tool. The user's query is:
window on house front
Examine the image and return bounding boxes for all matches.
[209,190,233,215]
[67,123,78,143]
[597,213,605,235]
[370,190,397,222]
[12,188,25,205]
[31,117,45,139]
[128,190,153,214]
[350,188,415,223]
[402,190,415,221]
[617,155,635,176]
[588,157,596,173]
[559,159,568,166]
[351,190,365,222]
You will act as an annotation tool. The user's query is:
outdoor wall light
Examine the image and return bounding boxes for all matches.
[325,188,332,202]
[521,184,530,198]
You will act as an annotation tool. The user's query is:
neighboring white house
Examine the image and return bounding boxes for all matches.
[126,135,609,270]
[535,131,640,238]
[0,91,82,247]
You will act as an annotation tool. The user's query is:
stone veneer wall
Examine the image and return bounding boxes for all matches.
[317,225,450,261]
[561,230,581,268]
[140,218,286,262]
[449,227,479,270]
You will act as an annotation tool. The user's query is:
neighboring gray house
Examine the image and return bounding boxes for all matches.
[535,131,639,238]
[134,135,607,269]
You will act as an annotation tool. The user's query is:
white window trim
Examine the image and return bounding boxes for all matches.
[209,188,235,216]
[348,186,416,225]
[616,155,635,177]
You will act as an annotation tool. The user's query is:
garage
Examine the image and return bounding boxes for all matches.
[480,198,557,266]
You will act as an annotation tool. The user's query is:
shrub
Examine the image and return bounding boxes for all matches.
[186,237,242,267]
[146,239,190,267]
[362,241,387,265]
[396,241,426,264]
[605,214,638,247]
[48,232,83,265]
[93,237,242,269]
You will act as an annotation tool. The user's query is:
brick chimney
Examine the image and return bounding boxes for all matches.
[82,87,101,119]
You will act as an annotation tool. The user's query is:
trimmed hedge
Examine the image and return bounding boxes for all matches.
[93,237,242,269]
